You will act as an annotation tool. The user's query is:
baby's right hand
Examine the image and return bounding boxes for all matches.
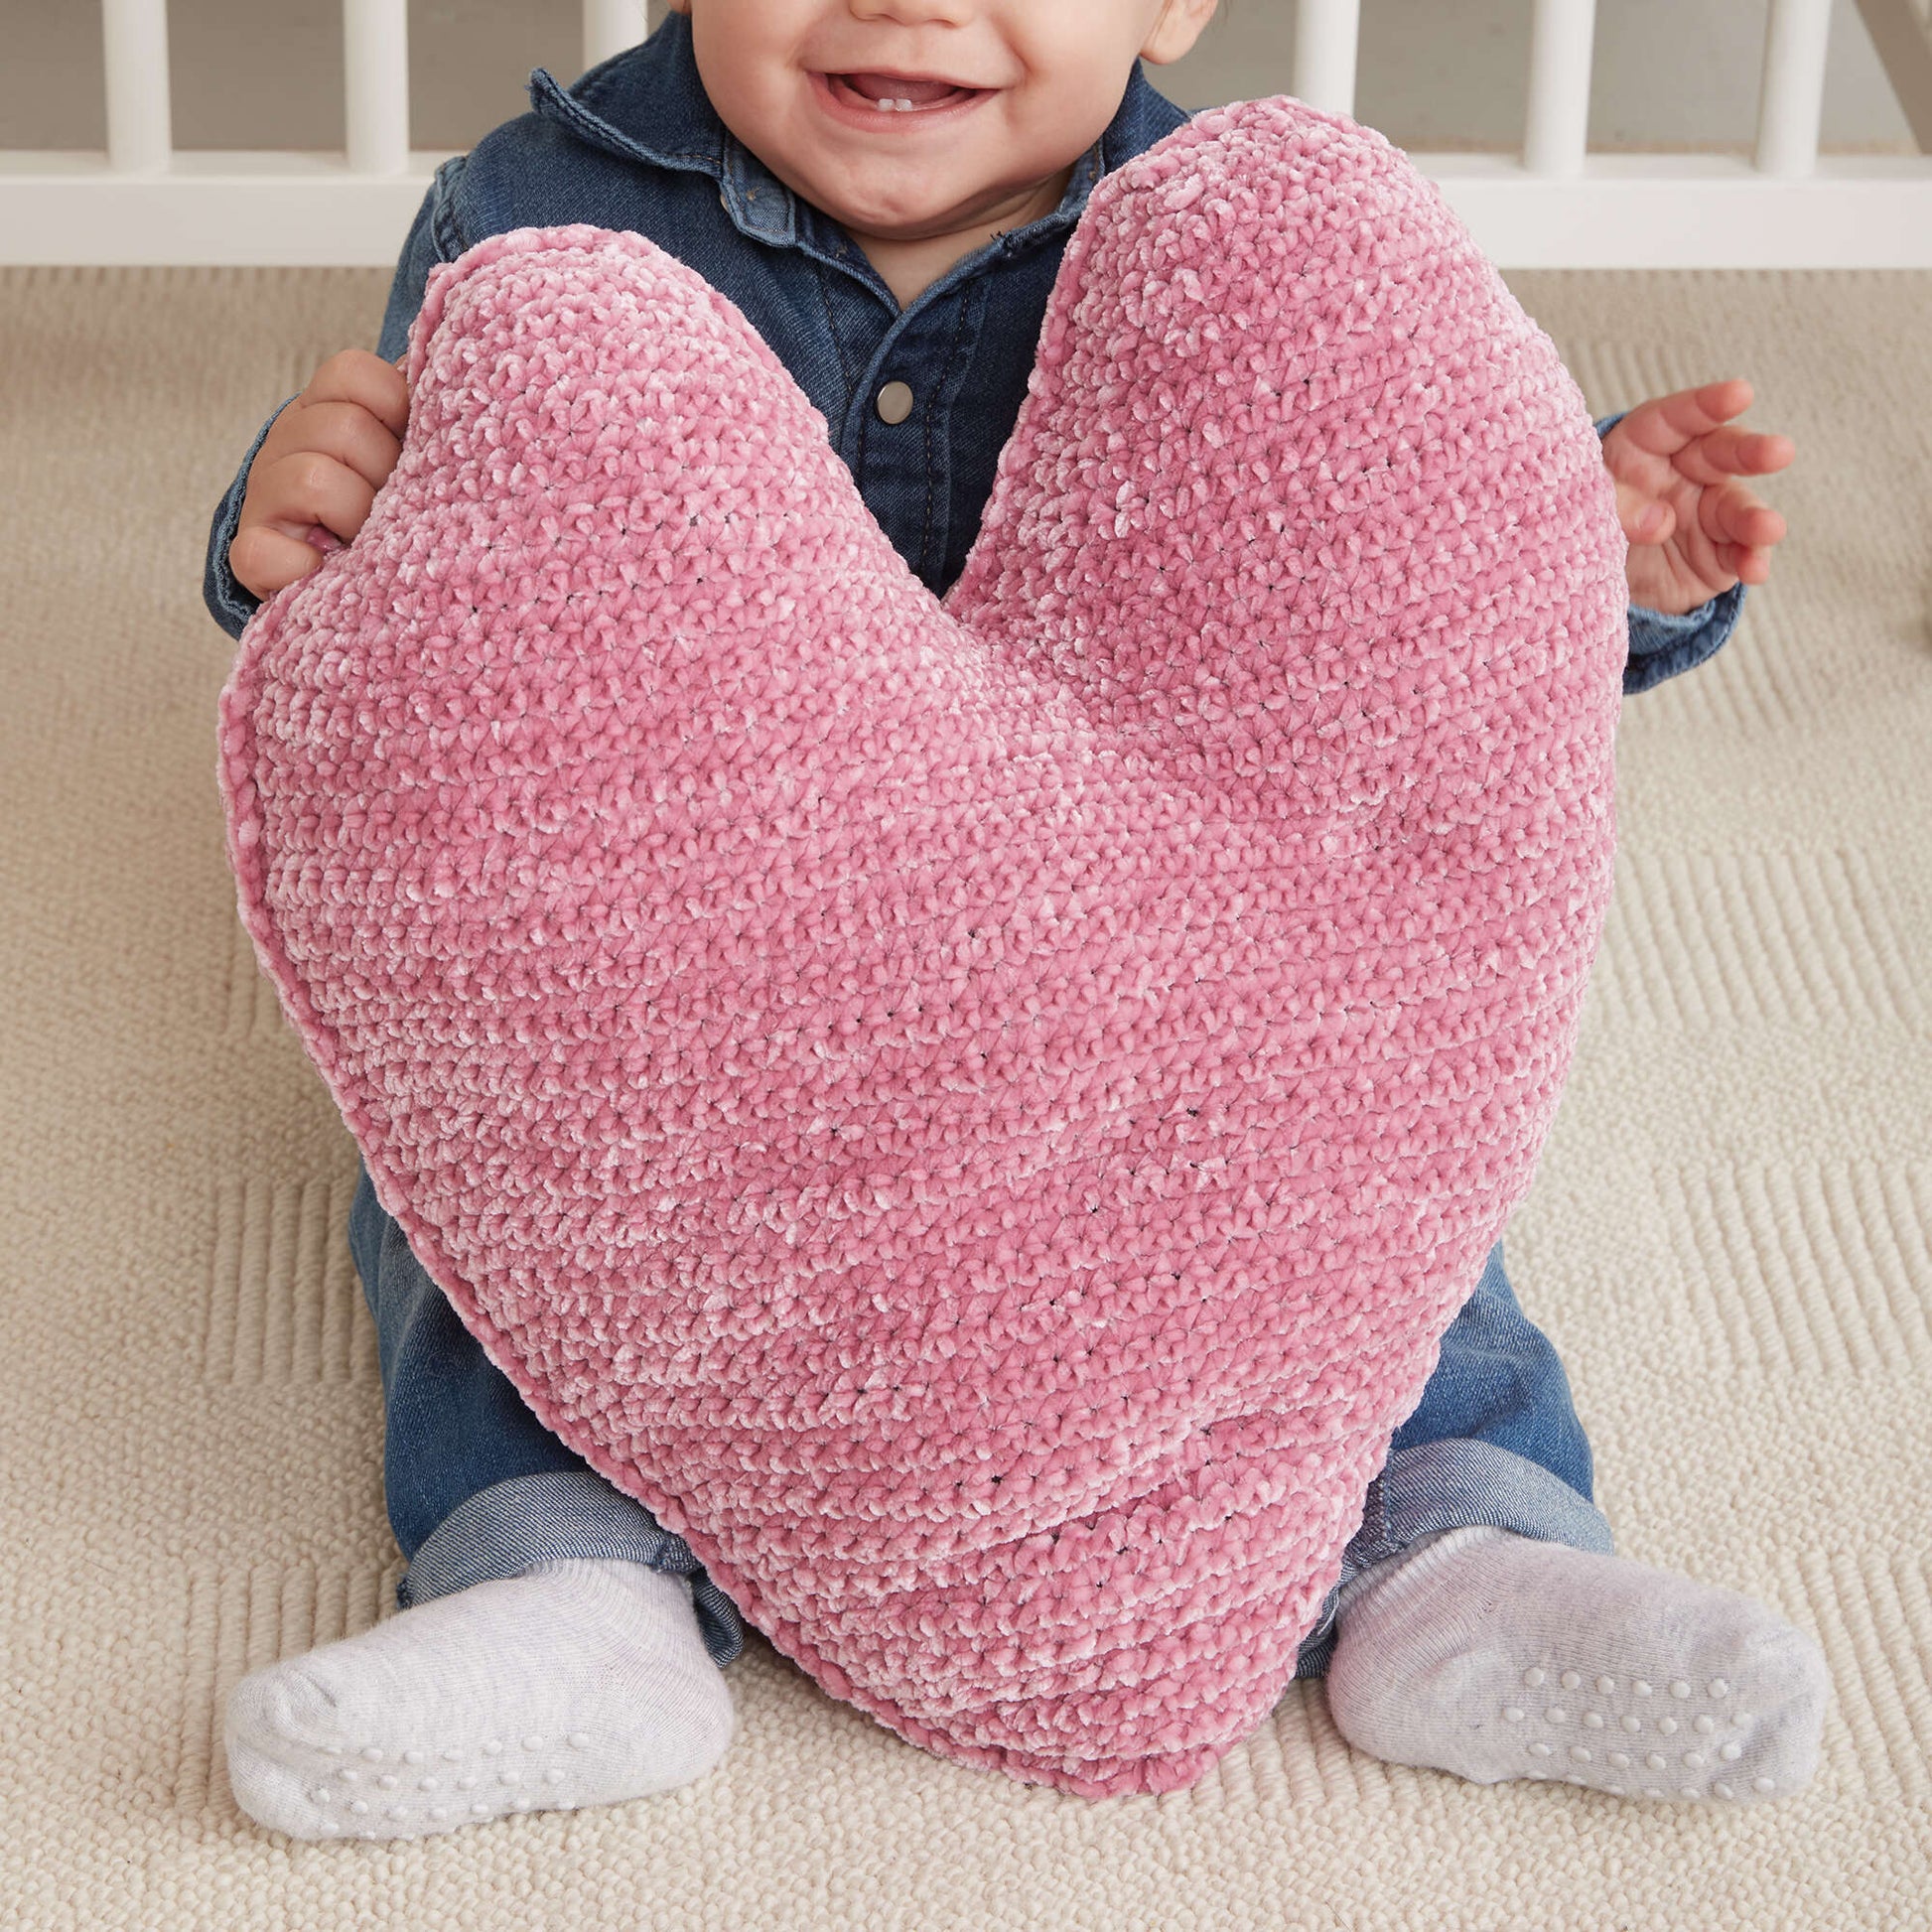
[228,348,411,601]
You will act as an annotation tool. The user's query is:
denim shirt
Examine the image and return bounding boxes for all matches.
[202,9,1742,693]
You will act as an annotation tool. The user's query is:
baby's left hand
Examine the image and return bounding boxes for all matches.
[1601,377,1795,616]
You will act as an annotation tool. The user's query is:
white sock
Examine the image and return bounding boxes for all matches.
[1323,1525,1830,1803]
[225,1559,734,1841]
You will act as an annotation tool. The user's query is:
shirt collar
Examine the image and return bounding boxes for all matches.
[526,11,1178,250]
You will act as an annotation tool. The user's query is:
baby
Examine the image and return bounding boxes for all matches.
[206,0,1825,1841]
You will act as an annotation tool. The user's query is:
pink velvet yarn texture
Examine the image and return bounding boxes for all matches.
[216,96,1626,1798]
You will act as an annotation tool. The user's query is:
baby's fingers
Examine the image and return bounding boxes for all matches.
[1617,377,1755,456]
[1702,481,1787,552]
[228,519,333,600]
[231,449,378,599]
[1612,475,1674,544]
[1715,538,1777,586]
[1682,423,1797,486]
[258,448,378,546]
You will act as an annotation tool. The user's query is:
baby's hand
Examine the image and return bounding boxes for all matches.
[228,349,411,602]
[1601,377,1794,617]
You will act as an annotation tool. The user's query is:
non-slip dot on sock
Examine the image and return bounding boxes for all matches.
[216,94,1627,1800]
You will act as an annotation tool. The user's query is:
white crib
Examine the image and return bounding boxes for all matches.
[1,0,1928,267]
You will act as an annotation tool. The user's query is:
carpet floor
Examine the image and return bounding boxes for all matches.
[3,260,1927,1931]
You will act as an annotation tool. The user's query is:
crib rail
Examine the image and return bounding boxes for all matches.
[2,0,1928,267]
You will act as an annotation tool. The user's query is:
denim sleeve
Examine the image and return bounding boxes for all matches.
[374,153,470,365]
[201,158,466,644]
[1593,408,1747,697]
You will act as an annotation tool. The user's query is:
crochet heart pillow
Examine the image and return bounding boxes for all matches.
[218,95,1625,1798]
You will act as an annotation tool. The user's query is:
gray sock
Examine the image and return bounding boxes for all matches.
[1323,1524,1830,1803]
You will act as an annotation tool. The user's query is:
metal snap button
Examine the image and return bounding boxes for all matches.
[876,380,914,424]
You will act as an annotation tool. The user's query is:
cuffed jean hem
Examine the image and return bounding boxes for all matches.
[398,1467,747,1671]
[1290,1436,1616,1680]
[393,1439,1607,1688]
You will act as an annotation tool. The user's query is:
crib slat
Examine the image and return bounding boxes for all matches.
[1757,0,1835,176]
[1294,0,1360,118]
[1523,0,1596,178]
[344,0,409,176]
[101,0,172,175]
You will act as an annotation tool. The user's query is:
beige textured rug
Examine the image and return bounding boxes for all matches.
[3,261,1928,1931]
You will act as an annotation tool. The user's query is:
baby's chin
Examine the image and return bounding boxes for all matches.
[797,157,1069,247]
[798,174,1018,245]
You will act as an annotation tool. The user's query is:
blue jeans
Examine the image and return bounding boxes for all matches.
[347,1156,1614,1677]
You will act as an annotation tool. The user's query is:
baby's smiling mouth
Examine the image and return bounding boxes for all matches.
[822,71,989,112]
